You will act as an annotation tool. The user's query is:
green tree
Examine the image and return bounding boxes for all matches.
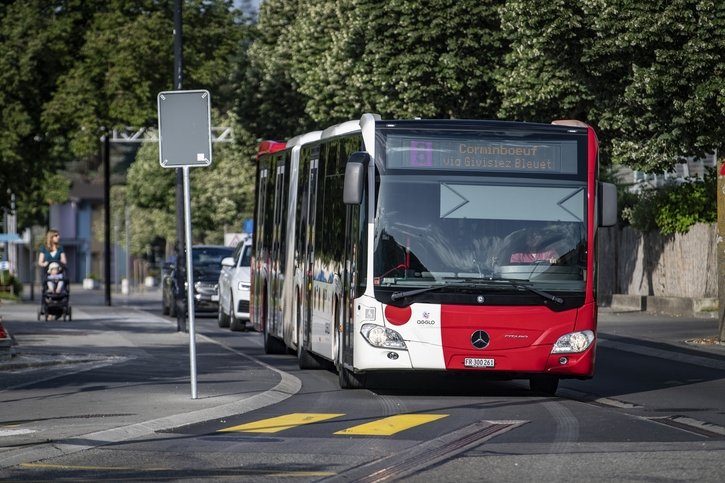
[125,115,257,255]
[235,0,312,140]
[239,0,505,133]
[0,0,94,224]
[311,0,505,123]
[1,1,248,229]
[585,0,725,172]
[42,0,245,166]
[496,0,593,122]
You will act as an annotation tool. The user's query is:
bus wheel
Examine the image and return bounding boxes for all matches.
[296,302,322,369]
[262,302,285,354]
[529,375,559,395]
[263,328,285,354]
[338,364,366,390]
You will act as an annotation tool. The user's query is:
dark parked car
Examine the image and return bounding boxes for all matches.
[162,245,234,317]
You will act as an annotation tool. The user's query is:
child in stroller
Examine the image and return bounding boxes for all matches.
[46,262,65,294]
[39,262,72,321]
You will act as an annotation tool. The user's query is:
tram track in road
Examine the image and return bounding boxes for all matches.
[324,420,526,482]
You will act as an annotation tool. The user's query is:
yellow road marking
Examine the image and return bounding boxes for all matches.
[334,414,448,436]
[218,413,345,433]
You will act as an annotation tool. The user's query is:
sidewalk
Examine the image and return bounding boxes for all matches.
[17,282,164,307]
[0,284,300,469]
[604,293,719,319]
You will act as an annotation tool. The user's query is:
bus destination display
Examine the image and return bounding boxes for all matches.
[385,135,579,175]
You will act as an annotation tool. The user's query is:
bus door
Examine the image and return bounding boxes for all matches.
[270,163,286,335]
[339,149,366,369]
[340,203,359,368]
[251,166,269,331]
[302,149,320,352]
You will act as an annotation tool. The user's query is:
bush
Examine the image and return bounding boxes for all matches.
[620,167,717,235]
[0,270,22,300]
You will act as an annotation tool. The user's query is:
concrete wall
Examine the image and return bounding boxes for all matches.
[598,223,717,298]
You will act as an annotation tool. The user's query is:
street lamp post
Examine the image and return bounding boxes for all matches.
[102,132,111,306]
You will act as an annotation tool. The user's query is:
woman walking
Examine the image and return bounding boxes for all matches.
[38,228,67,269]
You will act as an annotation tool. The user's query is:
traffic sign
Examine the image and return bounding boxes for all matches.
[157,90,212,168]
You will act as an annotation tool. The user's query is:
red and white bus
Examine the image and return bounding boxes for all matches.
[251,114,617,394]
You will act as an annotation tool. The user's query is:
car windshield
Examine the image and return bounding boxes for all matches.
[192,246,234,267]
[373,175,587,294]
[240,245,251,267]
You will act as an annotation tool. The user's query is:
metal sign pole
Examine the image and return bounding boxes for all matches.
[182,165,198,399]
[157,89,212,400]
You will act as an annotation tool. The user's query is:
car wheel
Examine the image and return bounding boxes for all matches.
[217,298,230,328]
[229,299,245,332]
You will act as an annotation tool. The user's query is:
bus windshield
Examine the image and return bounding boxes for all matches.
[373,174,588,294]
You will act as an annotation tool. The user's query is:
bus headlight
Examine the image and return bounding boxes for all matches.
[551,330,594,354]
[361,324,407,350]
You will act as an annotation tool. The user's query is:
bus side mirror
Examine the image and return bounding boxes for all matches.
[598,182,617,227]
[343,152,370,205]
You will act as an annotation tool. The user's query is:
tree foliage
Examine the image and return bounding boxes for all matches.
[125,115,258,248]
[4,0,725,250]
[496,0,593,122]
[297,0,504,125]
[583,0,725,172]
[242,0,725,174]
[42,0,245,166]
[1,0,248,230]
[0,0,92,223]
[235,0,313,139]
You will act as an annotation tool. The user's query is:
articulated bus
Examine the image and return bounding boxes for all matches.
[250,113,617,394]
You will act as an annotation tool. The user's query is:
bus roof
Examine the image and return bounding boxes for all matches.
[286,130,322,149]
[377,118,590,134]
[321,119,360,140]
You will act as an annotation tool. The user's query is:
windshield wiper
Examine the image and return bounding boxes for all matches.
[514,283,564,305]
[389,279,564,306]
[390,281,465,302]
[461,278,564,305]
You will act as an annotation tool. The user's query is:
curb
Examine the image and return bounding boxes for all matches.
[602,294,718,318]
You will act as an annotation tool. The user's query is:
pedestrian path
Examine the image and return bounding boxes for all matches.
[0,301,299,470]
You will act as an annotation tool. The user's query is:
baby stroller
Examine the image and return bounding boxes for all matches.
[38,262,72,321]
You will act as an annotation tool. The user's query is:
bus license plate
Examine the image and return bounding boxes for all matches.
[464,357,495,368]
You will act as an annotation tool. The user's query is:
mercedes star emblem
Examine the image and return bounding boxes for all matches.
[471,330,490,349]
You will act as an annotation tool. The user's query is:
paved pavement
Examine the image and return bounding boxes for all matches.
[0,285,723,471]
[0,284,300,469]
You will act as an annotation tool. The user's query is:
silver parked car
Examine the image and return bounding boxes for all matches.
[217,239,252,331]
